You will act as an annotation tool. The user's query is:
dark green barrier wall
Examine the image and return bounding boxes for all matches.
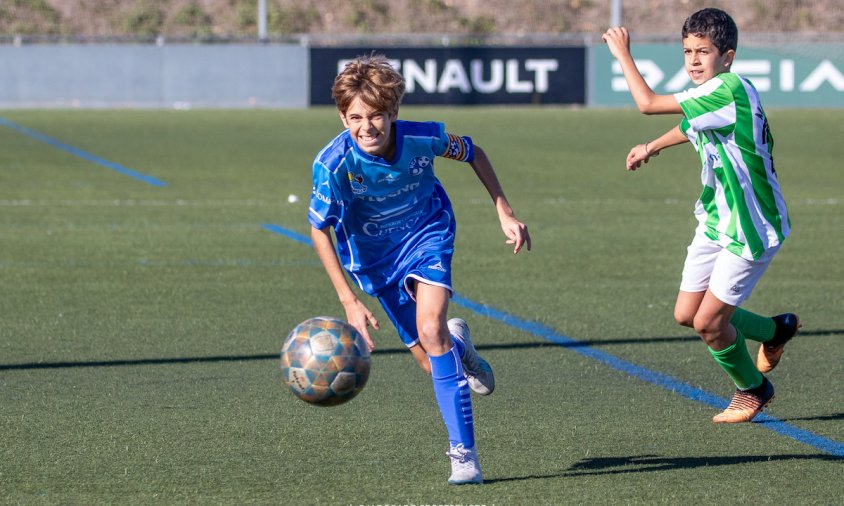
[590,43,844,107]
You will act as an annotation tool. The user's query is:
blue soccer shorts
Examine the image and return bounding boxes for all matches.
[375,248,454,348]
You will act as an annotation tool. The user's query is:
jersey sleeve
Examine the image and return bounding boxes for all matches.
[427,122,475,163]
[441,132,475,162]
[673,75,737,133]
[678,117,697,144]
[308,160,342,230]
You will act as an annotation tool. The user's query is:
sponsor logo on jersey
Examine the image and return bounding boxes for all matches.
[312,185,338,206]
[359,182,421,202]
[378,173,400,183]
[361,212,423,237]
[427,261,446,272]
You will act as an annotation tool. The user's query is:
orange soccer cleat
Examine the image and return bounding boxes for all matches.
[757,313,801,373]
[713,378,775,423]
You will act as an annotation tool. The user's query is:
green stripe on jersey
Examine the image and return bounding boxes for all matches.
[675,72,790,260]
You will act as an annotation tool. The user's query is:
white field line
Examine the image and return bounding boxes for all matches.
[1,198,837,207]
[0,199,283,207]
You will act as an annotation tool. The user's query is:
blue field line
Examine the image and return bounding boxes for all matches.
[0,116,168,187]
[264,222,844,459]
[262,223,313,244]
[452,294,844,459]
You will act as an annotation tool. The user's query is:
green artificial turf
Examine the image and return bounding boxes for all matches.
[1,108,842,504]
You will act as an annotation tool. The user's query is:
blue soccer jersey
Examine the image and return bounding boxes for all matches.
[309,120,475,296]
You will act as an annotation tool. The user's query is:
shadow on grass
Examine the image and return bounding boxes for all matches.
[757,413,844,423]
[485,453,844,482]
[2,328,840,371]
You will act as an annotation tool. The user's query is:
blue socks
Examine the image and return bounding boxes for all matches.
[429,346,474,448]
[450,333,465,358]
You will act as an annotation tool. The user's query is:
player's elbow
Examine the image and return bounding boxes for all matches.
[635,94,677,115]
[636,100,661,115]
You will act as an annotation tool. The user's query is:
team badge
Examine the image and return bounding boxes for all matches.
[348,172,367,194]
[408,156,432,175]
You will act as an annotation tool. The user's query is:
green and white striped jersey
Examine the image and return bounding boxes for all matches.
[675,72,791,260]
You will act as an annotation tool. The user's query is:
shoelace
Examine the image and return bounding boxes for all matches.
[448,444,470,463]
[725,390,764,411]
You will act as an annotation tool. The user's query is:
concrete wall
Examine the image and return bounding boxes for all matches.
[0,44,308,109]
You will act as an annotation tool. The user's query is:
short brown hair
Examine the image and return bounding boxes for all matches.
[331,54,405,115]
[682,8,738,54]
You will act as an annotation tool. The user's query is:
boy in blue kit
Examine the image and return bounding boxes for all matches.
[603,8,800,423]
[308,54,531,484]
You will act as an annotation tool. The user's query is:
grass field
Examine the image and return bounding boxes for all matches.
[1,107,842,505]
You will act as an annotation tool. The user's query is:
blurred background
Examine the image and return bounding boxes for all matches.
[1,1,842,108]
[2,0,842,42]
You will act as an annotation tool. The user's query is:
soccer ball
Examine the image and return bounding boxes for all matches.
[280,317,371,406]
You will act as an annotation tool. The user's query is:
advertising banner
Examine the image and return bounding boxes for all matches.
[310,46,585,106]
[590,43,844,108]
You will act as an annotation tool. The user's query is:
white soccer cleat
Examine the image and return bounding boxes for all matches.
[448,318,495,395]
[446,444,483,485]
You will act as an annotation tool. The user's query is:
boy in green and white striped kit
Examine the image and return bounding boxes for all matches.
[602,8,800,423]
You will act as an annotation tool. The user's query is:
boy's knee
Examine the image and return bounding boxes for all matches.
[417,319,449,351]
[692,316,726,346]
[674,309,695,328]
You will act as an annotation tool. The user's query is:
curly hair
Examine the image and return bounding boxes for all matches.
[331,53,406,115]
[682,8,738,55]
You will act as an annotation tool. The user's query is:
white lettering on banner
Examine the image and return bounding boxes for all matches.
[611,58,844,94]
[338,58,560,94]
[665,67,690,92]
[438,60,472,92]
[800,60,844,91]
[403,59,437,93]
[471,60,503,93]
[780,60,795,91]
[611,60,664,90]
[506,59,533,92]
[526,59,559,92]
[732,60,771,91]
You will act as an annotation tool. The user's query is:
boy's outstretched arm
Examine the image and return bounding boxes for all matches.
[602,27,683,115]
[626,125,689,171]
[310,225,378,349]
[469,145,531,254]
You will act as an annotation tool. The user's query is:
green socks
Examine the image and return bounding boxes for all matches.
[708,329,764,390]
[730,307,775,343]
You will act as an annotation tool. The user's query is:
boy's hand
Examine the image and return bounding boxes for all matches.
[500,215,531,254]
[342,298,379,351]
[602,27,632,60]
[626,143,655,171]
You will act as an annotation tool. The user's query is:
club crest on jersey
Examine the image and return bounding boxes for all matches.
[408,156,431,176]
[348,172,367,194]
